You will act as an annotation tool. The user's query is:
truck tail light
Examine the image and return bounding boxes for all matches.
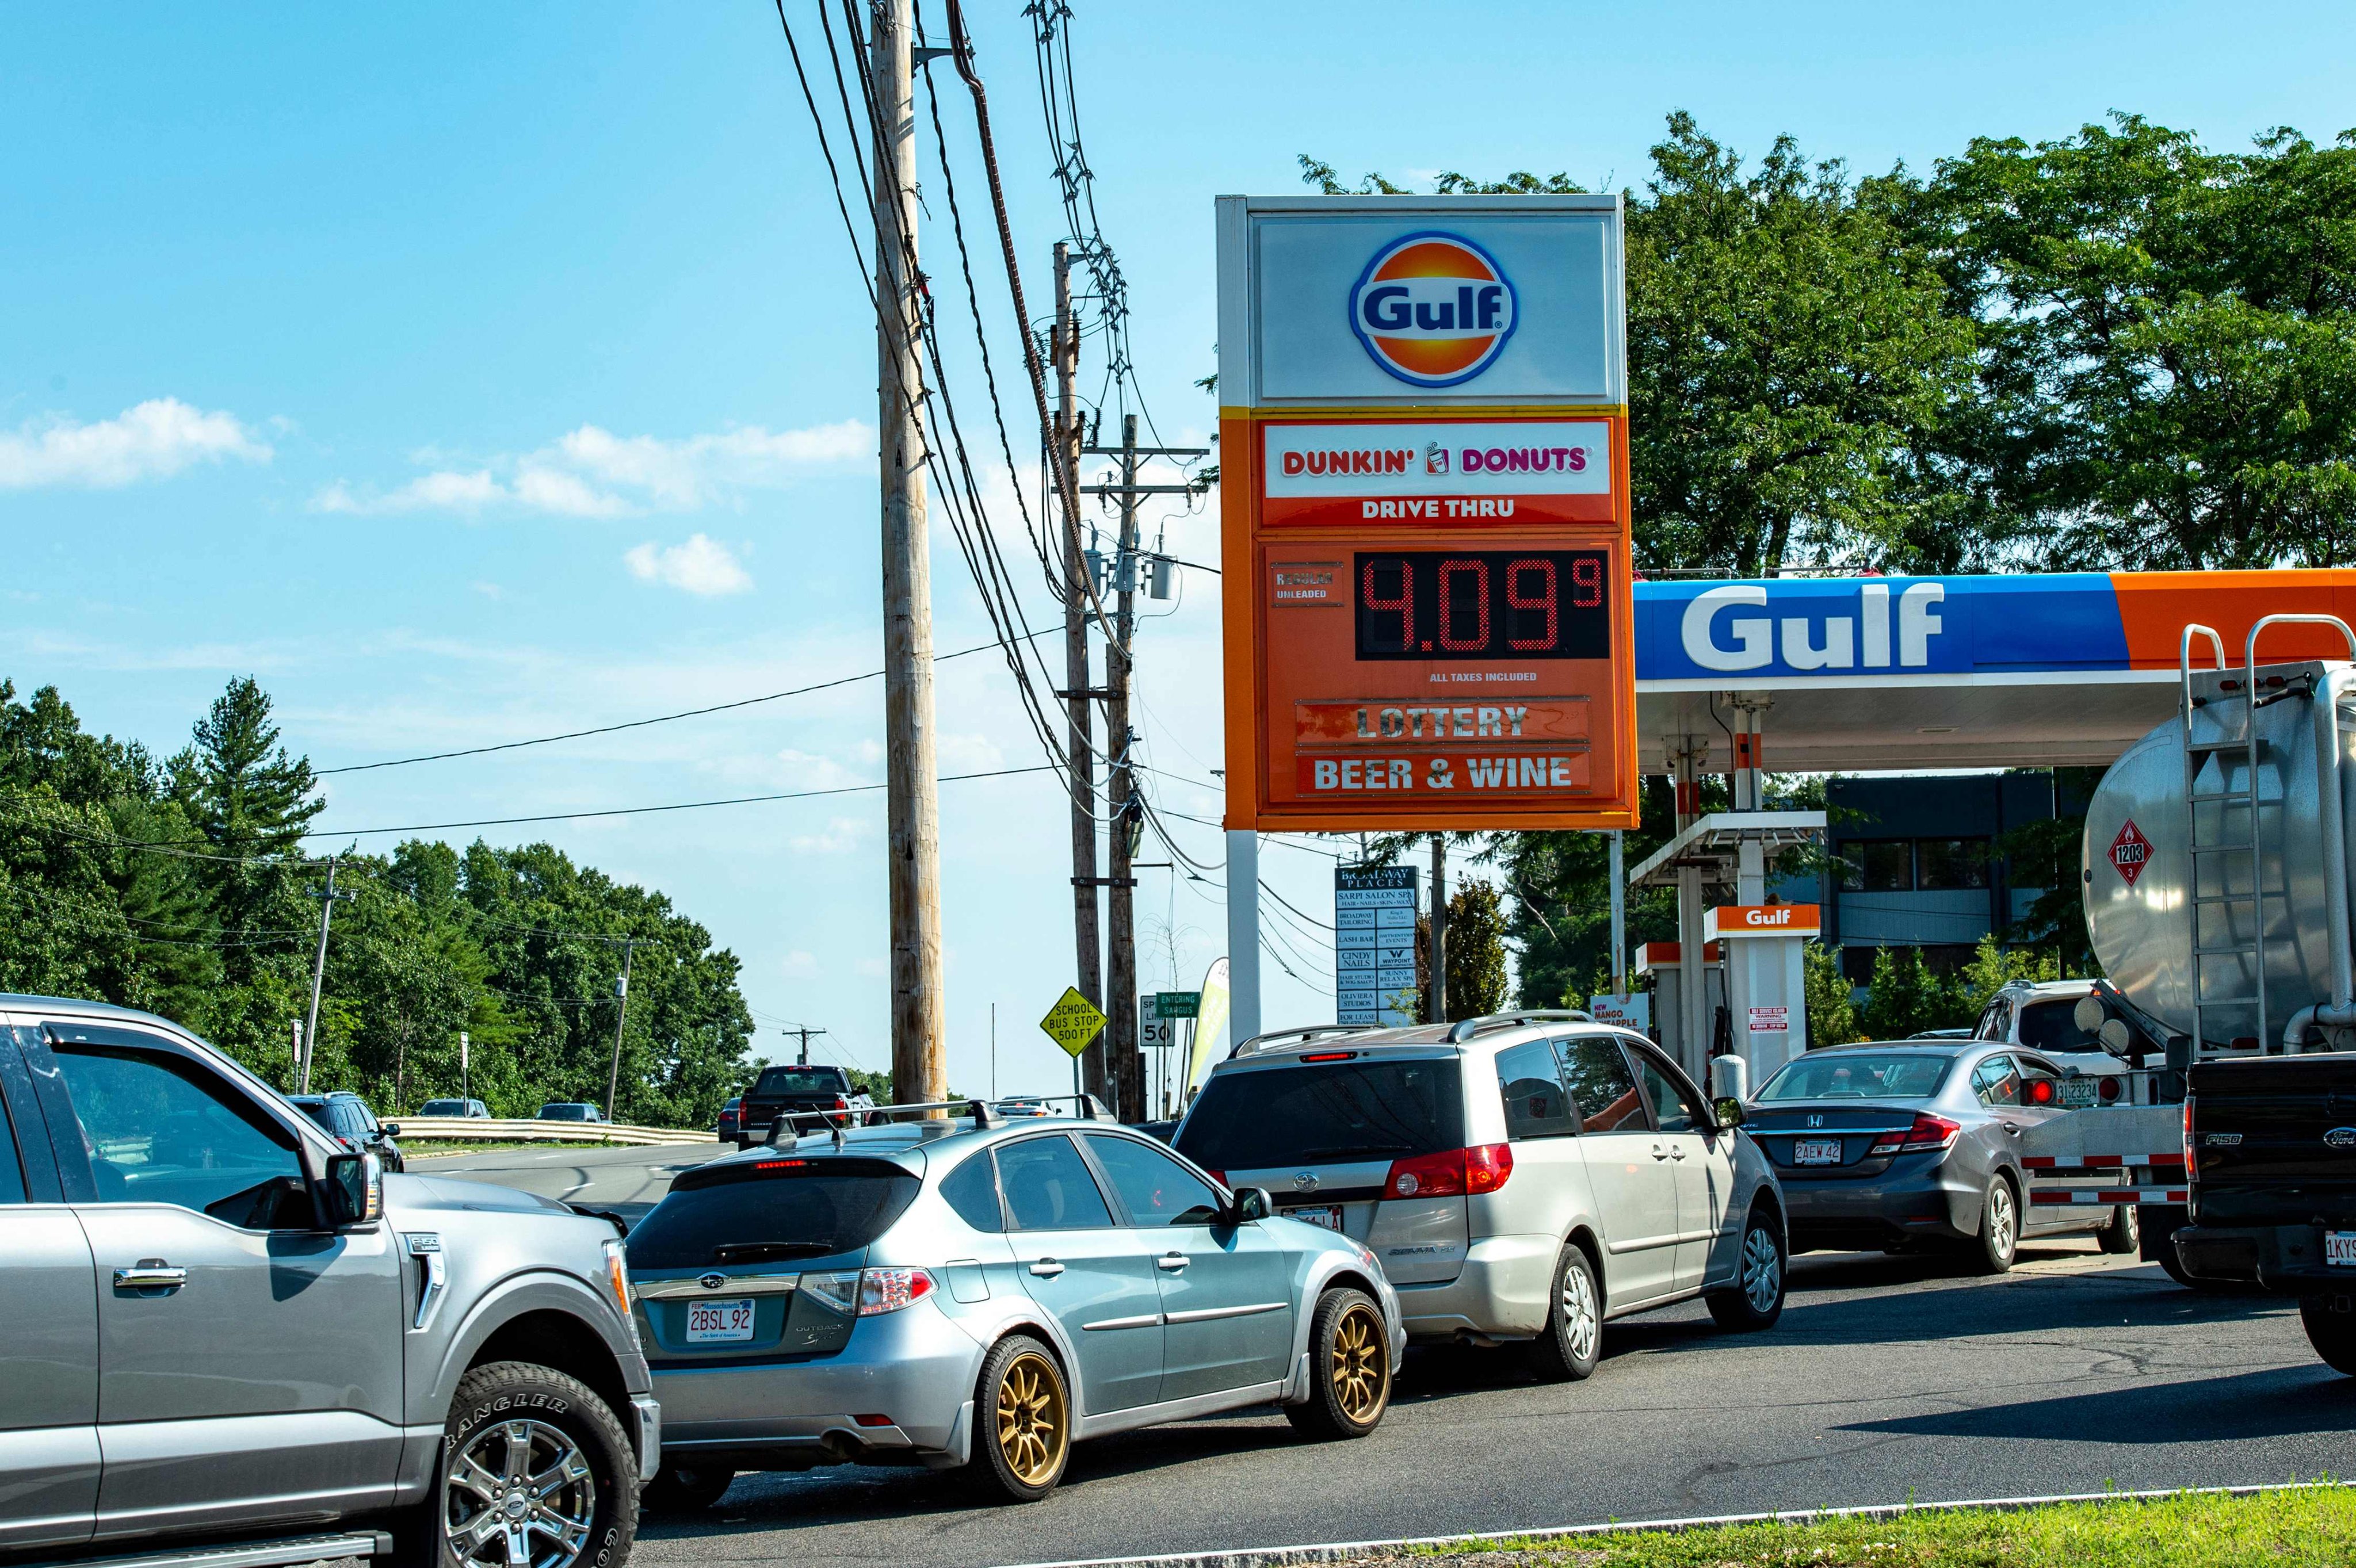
[1384,1144,1513,1199]
[856,1268,935,1315]
[1870,1113,1960,1157]
[2026,1079,2056,1106]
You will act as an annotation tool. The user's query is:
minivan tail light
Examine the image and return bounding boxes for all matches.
[1384,1144,1513,1199]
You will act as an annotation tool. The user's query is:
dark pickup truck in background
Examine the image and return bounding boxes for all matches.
[731,1063,873,1146]
[2175,1051,2356,1372]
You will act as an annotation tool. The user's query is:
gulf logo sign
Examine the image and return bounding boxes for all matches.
[1347,232,1517,388]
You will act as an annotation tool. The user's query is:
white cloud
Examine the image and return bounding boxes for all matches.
[780,950,821,979]
[310,417,869,518]
[0,398,272,489]
[789,816,867,854]
[939,733,1007,774]
[624,534,752,596]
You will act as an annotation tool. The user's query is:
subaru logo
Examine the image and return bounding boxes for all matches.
[1806,1114,1823,1129]
[2326,1128,2356,1149]
[1292,1171,1320,1193]
[698,1272,728,1291]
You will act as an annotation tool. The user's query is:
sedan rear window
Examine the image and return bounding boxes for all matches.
[1177,1059,1465,1172]
[1758,1053,1954,1102]
[627,1157,919,1269]
[2017,1000,2102,1054]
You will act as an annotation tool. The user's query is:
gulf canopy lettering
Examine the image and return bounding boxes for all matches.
[1680,582,1945,672]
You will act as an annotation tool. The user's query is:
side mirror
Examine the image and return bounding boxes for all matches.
[1713,1097,1747,1130]
[1226,1186,1273,1224]
[324,1152,384,1227]
[380,1122,402,1138]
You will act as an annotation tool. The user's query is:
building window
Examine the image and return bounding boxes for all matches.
[1840,840,1914,892]
[1916,839,1991,891]
[1839,944,1880,985]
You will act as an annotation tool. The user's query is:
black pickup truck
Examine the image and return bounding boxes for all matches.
[732,1063,874,1146]
[2174,1051,2356,1371]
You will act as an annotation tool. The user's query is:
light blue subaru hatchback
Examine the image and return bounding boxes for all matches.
[625,1099,1404,1505]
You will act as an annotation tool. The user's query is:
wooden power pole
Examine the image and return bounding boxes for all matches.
[1103,414,1141,1120]
[873,0,946,1107]
[1053,242,1108,1104]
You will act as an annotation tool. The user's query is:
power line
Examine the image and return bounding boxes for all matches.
[313,629,1053,776]
[303,763,1056,839]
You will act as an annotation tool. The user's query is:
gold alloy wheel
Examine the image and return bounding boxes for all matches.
[1330,1303,1389,1423]
[994,1352,1068,1486]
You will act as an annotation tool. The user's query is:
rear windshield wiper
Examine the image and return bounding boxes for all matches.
[712,1241,838,1264]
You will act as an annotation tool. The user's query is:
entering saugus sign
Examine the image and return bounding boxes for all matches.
[1216,195,1635,831]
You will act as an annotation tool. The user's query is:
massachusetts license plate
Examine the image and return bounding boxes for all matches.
[1793,1138,1843,1166]
[685,1298,756,1342]
[2327,1232,2356,1268]
[2061,1077,2099,1108]
[1287,1205,1343,1230]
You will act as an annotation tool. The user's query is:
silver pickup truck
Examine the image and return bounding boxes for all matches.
[0,995,659,1568]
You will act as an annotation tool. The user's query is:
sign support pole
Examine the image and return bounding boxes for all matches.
[1227,829,1262,1050]
[1609,829,1626,999]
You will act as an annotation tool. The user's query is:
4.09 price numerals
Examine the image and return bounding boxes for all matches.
[1353,549,1610,662]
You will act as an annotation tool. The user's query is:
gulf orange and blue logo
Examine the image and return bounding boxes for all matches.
[1347,232,1518,388]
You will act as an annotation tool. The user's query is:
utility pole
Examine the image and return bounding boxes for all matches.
[300,858,353,1093]
[1053,242,1107,1107]
[785,1024,828,1067]
[1082,416,1209,1122]
[874,0,948,1109]
[1429,836,1449,1025]
[604,937,643,1122]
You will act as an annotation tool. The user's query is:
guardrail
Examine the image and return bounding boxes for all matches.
[395,1116,718,1146]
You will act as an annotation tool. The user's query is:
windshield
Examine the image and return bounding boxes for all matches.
[1758,1052,1954,1102]
[2018,1000,2103,1054]
[540,1103,585,1120]
[1177,1058,1464,1172]
[627,1158,919,1269]
[753,1068,847,1096]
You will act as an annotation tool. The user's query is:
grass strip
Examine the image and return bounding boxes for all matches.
[1354,1484,2353,1568]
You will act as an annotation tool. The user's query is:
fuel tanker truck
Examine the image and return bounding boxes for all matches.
[2055,615,2356,1342]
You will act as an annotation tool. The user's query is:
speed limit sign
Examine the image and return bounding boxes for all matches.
[1140,1001,1178,1050]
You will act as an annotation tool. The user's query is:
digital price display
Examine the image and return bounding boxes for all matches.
[1354,550,1609,661]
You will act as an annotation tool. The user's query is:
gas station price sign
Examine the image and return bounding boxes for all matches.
[1216,196,1637,831]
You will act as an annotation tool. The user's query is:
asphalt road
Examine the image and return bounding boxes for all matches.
[436,1142,2356,1568]
[415,1139,724,1227]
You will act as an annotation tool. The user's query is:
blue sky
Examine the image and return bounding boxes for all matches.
[6,2,2351,1099]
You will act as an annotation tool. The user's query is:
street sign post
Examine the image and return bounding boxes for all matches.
[1337,865,1420,1026]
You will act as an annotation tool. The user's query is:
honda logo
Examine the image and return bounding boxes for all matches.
[1805,1114,1823,1129]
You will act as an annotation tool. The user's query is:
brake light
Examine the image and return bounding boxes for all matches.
[833,1096,850,1110]
[1868,1113,1960,1157]
[1207,1170,1227,1187]
[2026,1079,2055,1106]
[2098,1076,2121,1104]
[1299,1051,1357,1063]
[856,1267,935,1315]
[1384,1144,1513,1199]
[2184,1093,2195,1169]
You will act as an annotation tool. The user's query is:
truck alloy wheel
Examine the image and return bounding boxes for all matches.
[411,1362,637,1568]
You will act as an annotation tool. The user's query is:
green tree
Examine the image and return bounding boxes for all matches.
[1861,947,1969,1039]
[1922,116,2356,567]
[1441,882,1510,1020]
[1803,942,1859,1049]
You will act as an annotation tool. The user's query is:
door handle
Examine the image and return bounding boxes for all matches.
[1156,1252,1189,1271]
[2000,1123,2020,1136]
[1028,1258,1066,1278]
[1651,1144,1670,1160]
[1668,1146,1688,1161]
[113,1262,187,1291]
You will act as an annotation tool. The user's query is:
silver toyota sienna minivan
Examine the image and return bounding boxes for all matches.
[1174,1011,1788,1379]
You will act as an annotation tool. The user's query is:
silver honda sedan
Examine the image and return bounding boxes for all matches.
[1746,1041,2139,1271]
[624,1104,1404,1508]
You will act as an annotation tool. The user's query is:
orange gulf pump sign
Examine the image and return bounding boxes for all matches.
[1216,196,1636,829]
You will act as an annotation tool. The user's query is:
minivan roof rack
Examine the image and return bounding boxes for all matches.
[1446,1008,1595,1043]
[1231,1024,1378,1058]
